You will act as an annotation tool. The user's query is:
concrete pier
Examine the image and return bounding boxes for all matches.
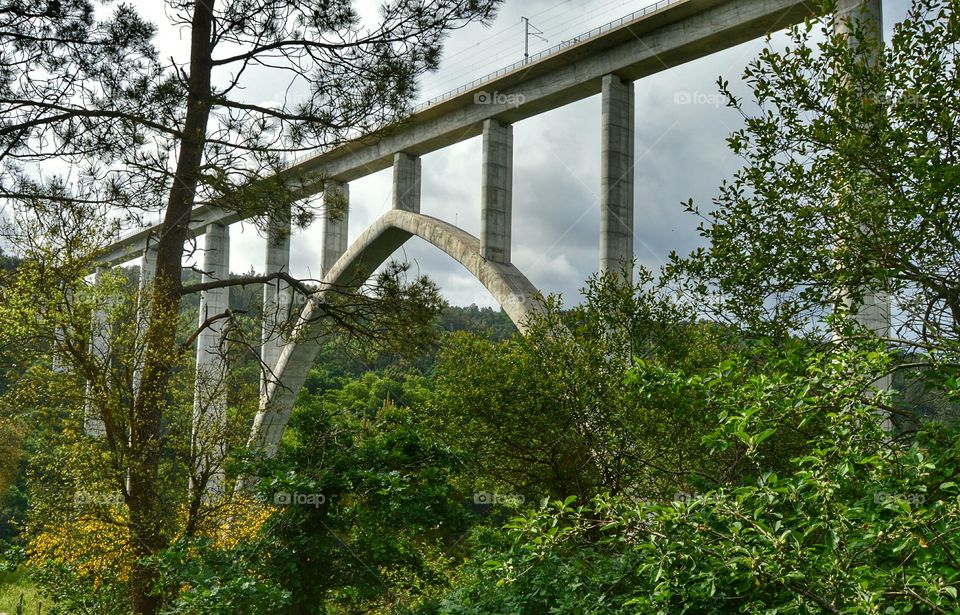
[84,267,110,437]
[600,74,635,280]
[481,119,513,264]
[836,0,889,346]
[836,0,882,41]
[322,180,350,276]
[261,205,292,398]
[192,223,230,496]
[836,0,891,431]
[132,243,158,399]
[393,152,421,213]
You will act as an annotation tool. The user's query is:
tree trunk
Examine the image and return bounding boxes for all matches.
[127,1,215,613]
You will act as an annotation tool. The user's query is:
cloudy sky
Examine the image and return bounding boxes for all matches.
[164,0,911,309]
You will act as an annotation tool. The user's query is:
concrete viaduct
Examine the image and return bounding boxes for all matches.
[86,0,885,492]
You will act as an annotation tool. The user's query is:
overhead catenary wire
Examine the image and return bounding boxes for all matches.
[428,0,574,69]
[416,0,645,104]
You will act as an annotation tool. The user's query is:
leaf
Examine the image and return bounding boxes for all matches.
[754,428,776,445]
[826,528,838,551]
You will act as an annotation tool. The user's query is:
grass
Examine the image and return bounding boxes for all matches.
[0,570,48,615]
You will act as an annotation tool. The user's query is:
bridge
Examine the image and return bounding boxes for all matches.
[86,0,883,492]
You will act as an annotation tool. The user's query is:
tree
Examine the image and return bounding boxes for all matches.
[0,1,499,612]
[425,271,796,503]
[671,0,960,361]
[157,374,471,614]
[432,345,960,613]
[0,419,22,513]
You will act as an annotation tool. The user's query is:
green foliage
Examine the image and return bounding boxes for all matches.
[304,305,517,380]
[30,561,129,615]
[322,370,432,418]
[0,419,24,517]
[153,538,291,615]
[427,270,750,502]
[256,396,471,613]
[166,373,473,614]
[435,305,517,342]
[0,568,48,614]
[433,345,960,614]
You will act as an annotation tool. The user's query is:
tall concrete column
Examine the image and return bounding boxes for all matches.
[128,243,158,492]
[835,0,891,428]
[836,0,882,40]
[261,205,292,398]
[51,308,68,374]
[84,266,110,437]
[393,152,421,213]
[322,180,350,276]
[835,1,888,344]
[132,243,158,399]
[600,74,635,281]
[481,119,513,263]
[193,222,231,497]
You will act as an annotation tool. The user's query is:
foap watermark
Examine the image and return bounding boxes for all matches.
[474,90,525,107]
[74,490,124,508]
[673,90,727,108]
[865,91,928,108]
[874,490,926,508]
[501,293,531,311]
[673,491,723,506]
[673,491,699,505]
[473,491,525,506]
[468,292,530,310]
[273,491,326,508]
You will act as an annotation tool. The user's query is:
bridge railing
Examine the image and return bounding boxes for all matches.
[410,0,681,113]
[283,0,681,170]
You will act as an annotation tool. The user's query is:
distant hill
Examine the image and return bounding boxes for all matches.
[436,304,517,341]
[0,251,15,273]
[177,269,517,376]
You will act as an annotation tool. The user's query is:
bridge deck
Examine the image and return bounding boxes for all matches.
[100,0,816,266]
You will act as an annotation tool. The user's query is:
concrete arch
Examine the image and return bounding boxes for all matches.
[247,208,543,454]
